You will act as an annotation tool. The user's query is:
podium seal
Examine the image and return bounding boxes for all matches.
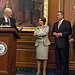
[0,42,7,56]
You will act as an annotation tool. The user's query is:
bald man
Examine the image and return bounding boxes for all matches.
[0,8,22,32]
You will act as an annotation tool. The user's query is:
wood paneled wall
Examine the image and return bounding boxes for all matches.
[16,32,36,67]
[16,0,75,70]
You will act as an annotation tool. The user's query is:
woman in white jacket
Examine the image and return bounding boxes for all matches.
[34,17,50,75]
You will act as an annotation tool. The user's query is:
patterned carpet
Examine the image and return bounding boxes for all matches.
[16,67,55,75]
[16,67,75,75]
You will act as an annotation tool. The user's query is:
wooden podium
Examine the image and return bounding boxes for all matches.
[0,28,19,75]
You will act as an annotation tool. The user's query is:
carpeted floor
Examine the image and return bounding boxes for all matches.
[16,67,75,75]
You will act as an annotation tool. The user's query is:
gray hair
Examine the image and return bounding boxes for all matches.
[4,8,12,14]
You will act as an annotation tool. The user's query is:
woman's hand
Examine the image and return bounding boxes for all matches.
[34,33,37,36]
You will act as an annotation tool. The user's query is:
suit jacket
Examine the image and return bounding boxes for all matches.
[34,25,50,46]
[52,20,72,48]
[71,24,75,53]
[0,17,19,32]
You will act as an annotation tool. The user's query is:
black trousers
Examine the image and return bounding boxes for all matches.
[55,46,69,75]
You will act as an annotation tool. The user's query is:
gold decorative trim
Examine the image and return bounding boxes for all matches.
[17,27,35,31]
[44,0,48,25]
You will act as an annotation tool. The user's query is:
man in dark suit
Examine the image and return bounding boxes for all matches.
[69,6,75,54]
[52,11,72,75]
[0,8,22,32]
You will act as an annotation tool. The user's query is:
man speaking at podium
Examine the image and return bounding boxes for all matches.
[0,8,22,32]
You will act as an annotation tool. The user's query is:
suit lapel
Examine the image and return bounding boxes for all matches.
[36,26,40,33]
[10,18,13,27]
[2,17,5,22]
[1,17,6,25]
[58,20,65,31]
[10,18,12,25]
[43,25,46,32]
[56,22,59,31]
